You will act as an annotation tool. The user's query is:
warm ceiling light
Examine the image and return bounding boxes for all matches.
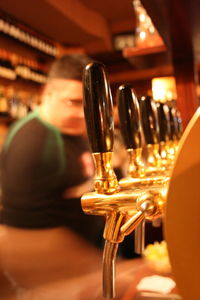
[139,13,146,22]
[152,77,177,102]
[139,31,146,40]
[133,0,164,48]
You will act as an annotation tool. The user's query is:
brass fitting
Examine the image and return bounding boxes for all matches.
[81,152,167,298]
[127,148,145,178]
[92,152,119,194]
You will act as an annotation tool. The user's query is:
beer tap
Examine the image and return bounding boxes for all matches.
[156,102,174,166]
[168,105,181,158]
[140,95,167,175]
[118,86,169,189]
[116,85,168,253]
[117,84,145,183]
[175,108,183,140]
[173,106,183,146]
[81,62,166,298]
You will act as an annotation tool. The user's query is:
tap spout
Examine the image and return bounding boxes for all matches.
[103,240,118,298]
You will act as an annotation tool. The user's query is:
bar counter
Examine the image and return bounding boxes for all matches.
[0,246,178,300]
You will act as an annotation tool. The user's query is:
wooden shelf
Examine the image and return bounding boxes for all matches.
[123,44,166,58]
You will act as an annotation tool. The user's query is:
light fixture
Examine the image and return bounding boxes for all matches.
[133,0,164,48]
[152,77,177,102]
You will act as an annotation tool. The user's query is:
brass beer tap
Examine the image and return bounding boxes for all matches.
[81,62,166,298]
[140,95,167,175]
[116,85,169,253]
[117,86,169,189]
[117,84,145,184]
[156,102,174,166]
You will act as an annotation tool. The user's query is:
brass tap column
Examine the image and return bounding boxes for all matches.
[117,86,168,188]
[117,85,169,253]
[81,63,166,298]
[82,61,119,298]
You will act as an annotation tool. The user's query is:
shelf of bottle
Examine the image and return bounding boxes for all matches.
[0,74,46,85]
[0,16,57,57]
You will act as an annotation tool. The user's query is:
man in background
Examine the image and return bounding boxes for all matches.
[0,53,102,244]
[0,54,104,299]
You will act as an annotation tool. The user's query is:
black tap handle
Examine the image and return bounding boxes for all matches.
[117,84,142,149]
[83,62,114,153]
[163,104,172,140]
[168,106,178,141]
[175,108,183,139]
[156,102,171,142]
[140,96,159,145]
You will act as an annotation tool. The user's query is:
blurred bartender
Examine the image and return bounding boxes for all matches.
[0,53,103,243]
[0,55,104,297]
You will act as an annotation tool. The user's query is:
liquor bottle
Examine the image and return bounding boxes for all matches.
[7,87,18,119]
[0,86,9,117]
[0,50,16,80]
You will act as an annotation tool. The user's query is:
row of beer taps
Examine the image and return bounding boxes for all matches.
[81,62,182,298]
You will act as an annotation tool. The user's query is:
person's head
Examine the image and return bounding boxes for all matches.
[40,54,91,135]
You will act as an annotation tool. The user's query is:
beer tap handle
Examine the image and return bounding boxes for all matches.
[163,104,172,141]
[83,62,118,195]
[83,62,118,298]
[117,84,145,179]
[156,102,174,166]
[168,106,178,142]
[83,61,114,153]
[140,96,164,171]
[140,96,159,145]
[156,102,170,143]
[117,84,142,150]
[175,108,183,140]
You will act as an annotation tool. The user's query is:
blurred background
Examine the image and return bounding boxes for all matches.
[0,0,199,143]
[0,1,199,299]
